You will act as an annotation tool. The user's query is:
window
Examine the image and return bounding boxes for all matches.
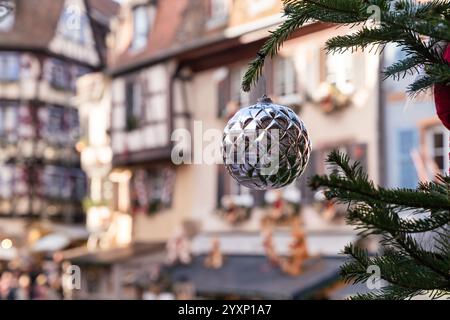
[208,0,229,24]
[0,53,20,82]
[320,143,368,176]
[0,102,18,139]
[130,168,176,214]
[426,126,450,174]
[230,66,250,107]
[125,81,142,131]
[274,57,298,97]
[326,52,354,94]
[398,129,418,188]
[41,166,86,201]
[47,107,64,136]
[65,108,80,141]
[229,178,252,199]
[217,165,257,209]
[0,4,14,31]
[0,165,14,199]
[48,59,72,90]
[38,106,78,145]
[132,6,151,51]
[42,166,64,199]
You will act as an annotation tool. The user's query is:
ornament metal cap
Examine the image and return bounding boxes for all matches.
[257,95,273,104]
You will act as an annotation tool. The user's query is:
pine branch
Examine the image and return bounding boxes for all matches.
[433,228,450,257]
[418,175,450,196]
[242,12,309,92]
[392,232,450,280]
[385,1,450,41]
[309,151,450,212]
[284,0,371,23]
[407,74,438,95]
[310,151,450,299]
[341,244,449,291]
[325,27,403,54]
[243,0,450,300]
[349,285,444,300]
[242,0,374,92]
[383,56,424,80]
[346,205,450,235]
[242,0,450,94]
[407,60,450,94]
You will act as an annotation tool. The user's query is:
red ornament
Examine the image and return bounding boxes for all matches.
[434,45,450,130]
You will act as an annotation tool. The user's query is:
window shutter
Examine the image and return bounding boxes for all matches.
[217,70,230,117]
[217,166,225,208]
[217,165,233,208]
[297,150,317,205]
[352,52,366,90]
[319,47,327,83]
[125,81,134,117]
[347,143,368,172]
[251,190,265,207]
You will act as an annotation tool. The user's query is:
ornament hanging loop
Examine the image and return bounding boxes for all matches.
[261,73,267,96]
[258,74,272,104]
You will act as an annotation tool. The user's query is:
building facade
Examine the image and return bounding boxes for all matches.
[0,0,114,251]
[381,43,449,189]
[68,0,388,300]
[105,0,381,244]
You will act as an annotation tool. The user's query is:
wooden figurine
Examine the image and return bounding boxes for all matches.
[204,238,224,269]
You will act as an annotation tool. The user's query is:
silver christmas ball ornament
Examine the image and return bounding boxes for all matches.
[222,96,311,190]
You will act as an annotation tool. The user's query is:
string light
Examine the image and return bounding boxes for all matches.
[1,238,13,249]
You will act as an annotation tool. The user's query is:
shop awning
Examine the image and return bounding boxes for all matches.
[167,255,346,300]
[30,224,90,253]
[61,242,166,266]
[31,233,71,253]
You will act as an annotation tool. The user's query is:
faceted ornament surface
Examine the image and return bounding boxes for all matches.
[222,97,311,190]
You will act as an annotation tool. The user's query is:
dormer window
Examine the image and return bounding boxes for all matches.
[131,5,152,51]
[0,0,14,32]
[207,0,229,28]
[248,0,276,16]
[59,4,89,44]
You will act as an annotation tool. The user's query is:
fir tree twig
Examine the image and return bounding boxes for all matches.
[242,0,450,94]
